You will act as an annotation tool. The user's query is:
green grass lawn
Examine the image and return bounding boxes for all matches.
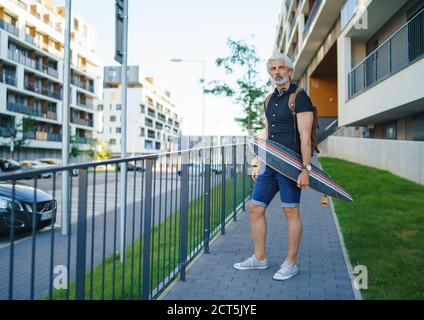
[49,172,250,300]
[319,157,424,300]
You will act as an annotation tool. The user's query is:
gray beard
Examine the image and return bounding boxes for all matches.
[272,77,290,86]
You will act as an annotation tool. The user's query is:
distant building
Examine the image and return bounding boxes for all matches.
[0,0,101,162]
[95,66,182,157]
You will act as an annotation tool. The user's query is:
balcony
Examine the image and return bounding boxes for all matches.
[7,50,59,79]
[1,73,17,86]
[304,0,322,38]
[0,127,14,137]
[72,78,95,93]
[76,99,94,109]
[23,131,62,142]
[72,117,94,128]
[348,9,424,99]
[7,101,57,120]
[0,20,19,37]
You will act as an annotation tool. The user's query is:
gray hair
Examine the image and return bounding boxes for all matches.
[266,53,294,73]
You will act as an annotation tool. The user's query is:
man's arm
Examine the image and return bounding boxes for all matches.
[296,112,314,187]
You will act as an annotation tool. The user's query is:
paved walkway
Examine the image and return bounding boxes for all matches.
[161,186,357,300]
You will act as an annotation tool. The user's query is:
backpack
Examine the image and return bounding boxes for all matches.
[264,88,320,155]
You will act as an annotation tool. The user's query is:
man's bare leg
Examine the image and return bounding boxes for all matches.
[249,203,267,260]
[283,207,302,264]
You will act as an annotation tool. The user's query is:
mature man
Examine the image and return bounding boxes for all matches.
[234,54,315,281]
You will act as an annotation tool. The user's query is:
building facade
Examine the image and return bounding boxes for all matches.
[273,0,424,184]
[95,66,182,157]
[274,0,424,141]
[0,0,101,161]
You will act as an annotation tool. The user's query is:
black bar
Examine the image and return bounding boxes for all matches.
[75,169,89,300]
[30,178,37,300]
[142,159,154,300]
[130,161,137,300]
[121,162,129,299]
[90,168,96,300]
[233,142,237,221]
[8,180,16,300]
[49,172,57,300]
[243,138,247,210]
[221,146,226,235]
[101,167,108,300]
[137,160,145,300]
[112,168,119,300]
[204,147,211,254]
[179,157,190,281]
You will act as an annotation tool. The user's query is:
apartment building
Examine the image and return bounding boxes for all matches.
[95,66,182,157]
[0,0,101,161]
[274,0,424,184]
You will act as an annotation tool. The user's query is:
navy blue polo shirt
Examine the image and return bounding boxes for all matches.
[266,83,314,154]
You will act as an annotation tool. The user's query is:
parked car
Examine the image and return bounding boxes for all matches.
[19,160,52,179]
[0,159,39,180]
[0,182,57,236]
[115,162,146,172]
[38,159,79,177]
[177,163,223,176]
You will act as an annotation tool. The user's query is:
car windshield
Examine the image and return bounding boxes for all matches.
[0,160,21,172]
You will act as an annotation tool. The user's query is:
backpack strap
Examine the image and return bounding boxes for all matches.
[288,88,303,114]
[264,93,272,112]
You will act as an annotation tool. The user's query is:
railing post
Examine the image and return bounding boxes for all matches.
[204,147,212,254]
[221,145,226,235]
[242,137,246,211]
[142,159,154,300]
[232,138,237,221]
[75,168,88,300]
[179,152,190,281]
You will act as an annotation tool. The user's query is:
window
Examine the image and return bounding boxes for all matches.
[110,116,116,122]
[109,139,116,145]
[145,140,153,150]
[97,104,104,111]
[116,127,121,133]
[140,128,145,137]
[116,104,122,110]
[140,104,145,114]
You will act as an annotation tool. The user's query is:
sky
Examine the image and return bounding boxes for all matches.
[54,0,283,136]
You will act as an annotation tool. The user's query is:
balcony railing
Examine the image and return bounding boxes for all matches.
[7,50,59,79]
[348,8,424,99]
[0,127,14,137]
[0,20,19,37]
[7,101,57,120]
[341,0,359,30]
[1,74,17,86]
[304,0,322,38]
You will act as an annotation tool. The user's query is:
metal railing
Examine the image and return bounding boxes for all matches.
[0,139,252,300]
[317,119,338,144]
[303,0,322,38]
[348,8,424,99]
[0,20,20,37]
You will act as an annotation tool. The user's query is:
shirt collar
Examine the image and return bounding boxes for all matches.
[274,82,297,97]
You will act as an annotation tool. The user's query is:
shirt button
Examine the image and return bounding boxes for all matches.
[275,104,278,106]
[271,135,274,138]
[273,114,276,117]
[272,124,275,127]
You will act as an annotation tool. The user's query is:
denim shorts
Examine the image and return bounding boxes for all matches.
[251,165,301,209]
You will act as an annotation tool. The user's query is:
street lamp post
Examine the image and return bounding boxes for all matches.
[170,58,206,139]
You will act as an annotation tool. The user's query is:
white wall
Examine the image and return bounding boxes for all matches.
[319,136,424,185]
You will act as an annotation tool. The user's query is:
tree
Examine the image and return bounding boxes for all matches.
[204,38,270,134]
[0,117,35,161]
[87,138,111,161]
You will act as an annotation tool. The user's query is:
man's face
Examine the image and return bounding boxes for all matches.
[269,60,292,84]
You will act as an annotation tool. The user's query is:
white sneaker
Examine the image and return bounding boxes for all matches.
[273,260,299,281]
[233,255,269,271]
